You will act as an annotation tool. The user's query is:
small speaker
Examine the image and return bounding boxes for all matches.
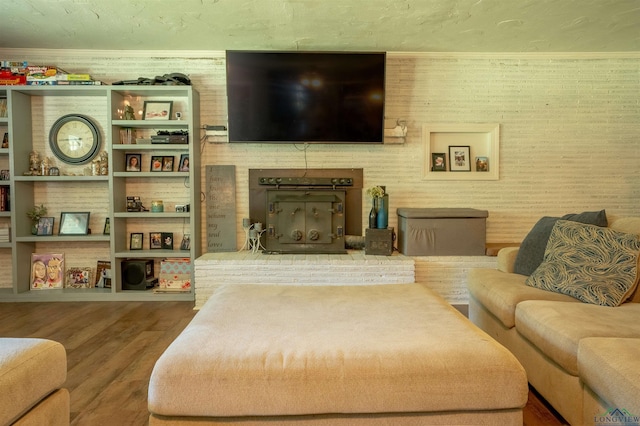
[122,259,155,290]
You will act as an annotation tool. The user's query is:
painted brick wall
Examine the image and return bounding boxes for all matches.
[1,49,638,302]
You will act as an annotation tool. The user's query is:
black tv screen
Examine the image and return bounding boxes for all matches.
[226,51,386,144]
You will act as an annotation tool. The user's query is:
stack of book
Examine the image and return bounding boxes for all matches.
[56,73,103,86]
[0,227,10,243]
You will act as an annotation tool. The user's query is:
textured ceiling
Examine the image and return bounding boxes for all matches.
[1,0,639,52]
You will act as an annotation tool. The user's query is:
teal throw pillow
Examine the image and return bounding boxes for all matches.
[514,210,607,276]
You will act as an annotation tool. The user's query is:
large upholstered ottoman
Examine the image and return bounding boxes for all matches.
[149,283,528,425]
[0,338,69,425]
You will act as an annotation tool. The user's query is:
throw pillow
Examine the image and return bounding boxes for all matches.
[525,220,640,307]
[514,210,607,276]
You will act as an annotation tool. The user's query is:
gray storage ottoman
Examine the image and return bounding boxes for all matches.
[397,208,488,255]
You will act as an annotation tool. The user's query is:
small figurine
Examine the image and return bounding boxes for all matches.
[99,151,109,175]
[124,105,136,120]
[29,151,40,175]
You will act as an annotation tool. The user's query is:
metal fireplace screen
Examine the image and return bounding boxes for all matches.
[265,189,346,254]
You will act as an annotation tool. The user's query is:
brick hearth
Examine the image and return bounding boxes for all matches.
[194,251,415,309]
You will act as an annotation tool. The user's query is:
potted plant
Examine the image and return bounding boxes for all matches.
[26,204,47,235]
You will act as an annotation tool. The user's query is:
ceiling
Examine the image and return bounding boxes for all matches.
[1,0,639,52]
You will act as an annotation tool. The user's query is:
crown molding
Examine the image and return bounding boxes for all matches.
[0,48,638,60]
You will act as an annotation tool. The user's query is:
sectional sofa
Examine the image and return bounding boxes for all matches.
[0,338,69,425]
[467,212,640,425]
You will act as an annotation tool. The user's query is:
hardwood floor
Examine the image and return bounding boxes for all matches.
[0,301,567,425]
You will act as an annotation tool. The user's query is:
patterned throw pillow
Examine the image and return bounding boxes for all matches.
[525,220,640,307]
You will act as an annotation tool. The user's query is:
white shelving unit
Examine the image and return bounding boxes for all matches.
[0,85,200,301]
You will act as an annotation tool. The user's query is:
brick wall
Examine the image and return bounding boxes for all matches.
[1,49,638,302]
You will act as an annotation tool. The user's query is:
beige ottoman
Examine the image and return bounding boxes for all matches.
[149,283,528,425]
[0,338,69,425]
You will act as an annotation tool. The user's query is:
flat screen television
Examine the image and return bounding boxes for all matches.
[226,51,386,144]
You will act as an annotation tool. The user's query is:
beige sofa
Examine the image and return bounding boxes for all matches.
[467,216,640,425]
[0,338,69,425]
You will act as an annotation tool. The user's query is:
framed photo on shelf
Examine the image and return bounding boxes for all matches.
[150,156,163,172]
[65,267,93,288]
[431,153,446,171]
[178,154,189,172]
[95,260,112,288]
[150,232,162,249]
[126,153,142,172]
[37,217,54,236]
[475,157,489,172]
[180,234,191,250]
[143,101,173,120]
[449,145,471,172]
[162,156,174,172]
[130,232,143,250]
[162,232,174,250]
[2,132,8,149]
[31,253,64,290]
[103,218,110,235]
[58,212,90,235]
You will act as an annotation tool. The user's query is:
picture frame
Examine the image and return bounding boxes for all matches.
[143,101,173,120]
[130,233,143,250]
[431,153,446,171]
[37,217,55,236]
[150,155,163,172]
[475,156,489,172]
[103,217,110,235]
[0,98,7,118]
[180,234,191,250]
[162,232,174,250]
[58,212,90,235]
[449,145,471,172]
[178,154,189,172]
[126,153,142,172]
[150,232,162,249]
[2,132,8,149]
[65,267,93,288]
[31,253,64,289]
[162,156,174,172]
[95,260,112,288]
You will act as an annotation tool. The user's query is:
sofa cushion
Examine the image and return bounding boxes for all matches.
[0,338,67,425]
[578,337,640,414]
[525,220,640,307]
[513,210,607,276]
[515,300,640,376]
[467,269,579,329]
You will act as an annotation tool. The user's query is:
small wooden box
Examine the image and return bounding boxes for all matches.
[365,227,395,256]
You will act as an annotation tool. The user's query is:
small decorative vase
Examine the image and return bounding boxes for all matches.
[376,195,389,229]
[31,222,38,235]
[368,198,378,229]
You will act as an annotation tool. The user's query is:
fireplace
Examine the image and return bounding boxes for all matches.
[249,169,363,254]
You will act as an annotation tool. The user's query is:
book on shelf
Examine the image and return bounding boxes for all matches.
[56,80,103,85]
[0,186,9,212]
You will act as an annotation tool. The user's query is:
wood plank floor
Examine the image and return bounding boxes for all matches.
[0,301,568,425]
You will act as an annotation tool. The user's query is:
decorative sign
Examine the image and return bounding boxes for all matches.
[205,165,237,252]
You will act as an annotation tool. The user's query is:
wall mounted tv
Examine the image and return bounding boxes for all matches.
[226,51,386,144]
